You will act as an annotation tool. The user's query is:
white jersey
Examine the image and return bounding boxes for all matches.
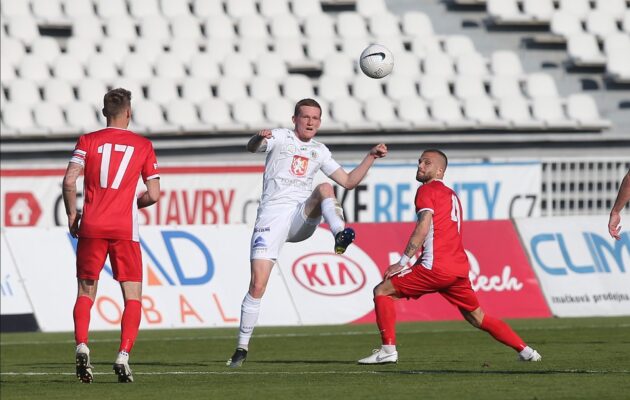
[258,128,341,209]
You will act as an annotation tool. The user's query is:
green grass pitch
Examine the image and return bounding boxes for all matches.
[2,317,629,400]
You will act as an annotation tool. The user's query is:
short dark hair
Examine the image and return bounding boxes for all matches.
[423,149,448,169]
[293,98,321,117]
[102,88,131,118]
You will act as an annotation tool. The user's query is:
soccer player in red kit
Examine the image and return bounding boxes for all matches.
[62,88,161,383]
[358,149,541,364]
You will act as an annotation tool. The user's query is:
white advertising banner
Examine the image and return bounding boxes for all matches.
[0,232,34,315]
[516,216,630,317]
[3,225,383,332]
[1,161,541,229]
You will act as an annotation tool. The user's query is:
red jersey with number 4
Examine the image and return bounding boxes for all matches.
[70,127,159,241]
[414,180,470,277]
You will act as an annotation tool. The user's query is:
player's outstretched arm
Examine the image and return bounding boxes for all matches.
[246,129,273,153]
[384,210,432,279]
[609,170,630,240]
[62,162,83,238]
[329,143,387,189]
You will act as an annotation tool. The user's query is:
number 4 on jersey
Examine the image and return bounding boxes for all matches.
[451,194,461,233]
[98,143,135,189]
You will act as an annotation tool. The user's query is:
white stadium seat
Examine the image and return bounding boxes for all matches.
[181,77,213,103]
[216,77,248,102]
[488,0,532,24]
[238,37,271,61]
[397,96,443,129]
[364,96,410,130]
[233,98,267,129]
[322,53,355,79]
[18,55,51,83]
[171,15,203,40]
[419,75,451,101]
[594,0,627,17]
[282,74,315,102]
[34,103,69,134]
[303,13,335,39]
[192,0,224,18]
[402,11,434,37]
[7,16,40,42]
[490,76,524,100]
[129,0,160,19]
[95,0,127,19]
[199,98,244,131]
[238,14,270,40]
[265,96,293,127]
[525,73,559,98]
[0,58,16,83]
[305,38,336,62]
[63,0,97,19]
[32,0,65,23]
[550,11,584,38]
[2,0,31,18]
[3,103,46,135]
[455,53,489,77]
[336,12,369,39]
[133,38,165,64]
[65,102,100,131]
[204,15,236,40]
[133,101,177,134]
[463,97,508,129]
[498,97,544,128]
[189,53,221,81]
[340,37,367,59]
[531,97,577,129]
[260,0,291,18]
[453,76,488,101]
[356,0,388,17]
[567,33,607,67]
[146,79,179,105]
[168,38,199,63]
[99,38,131,67]
[255,53,289,80]
[77,79,108,106]
[72,17,104,42]
[604,33,630,56]
[557,0,591,19]
[368,13,401,37]
[389,51,420,78]
[292,0,323,19]
[431,96,475,129]
[410,36,442,59]
[386,75,419,101]
[523,0,554,22]
[607,51,630,83]
[222,54,255,79]
[8,80,41,104]
[249,76,282,102]
[160,0,191,18]
[65,37,97,63]
[139,15,170,42]
[154,54,187,79]
[225,0,257,18]
[623,11,630,34]
[423,52,455,78]
[1,37,26,67]
[566,94,611,129]
[443,35,477,58]
[270,14,301,39]
[43,79,75,105]
[586,11,619,38]
[205,38,234,61]
[318,75,351,102]
[165,99,204,130]
[105,17,138,43]
[121,54,153,81]
[490,50,524,77]
[330,97,375,131]
[352,75,384,102]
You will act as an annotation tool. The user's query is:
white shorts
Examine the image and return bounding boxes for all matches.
[250,202,321,260]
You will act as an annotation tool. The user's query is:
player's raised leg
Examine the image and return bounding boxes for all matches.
[461,307,542,362]
[358,280,399,364]
[227,259,275,368]
[304,183,355,254]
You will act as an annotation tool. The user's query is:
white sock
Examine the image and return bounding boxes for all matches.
[237,293,261,350]
[321,198,345,235]
[382,345,397,354]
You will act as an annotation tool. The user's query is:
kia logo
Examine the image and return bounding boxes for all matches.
[291,252,366,296]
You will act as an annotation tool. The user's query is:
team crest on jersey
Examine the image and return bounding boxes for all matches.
[290,155,309,176]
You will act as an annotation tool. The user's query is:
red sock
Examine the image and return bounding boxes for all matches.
[375,295,396,345]
[119,300,142,353]
[73,296,93,345]
[480,315,526,352]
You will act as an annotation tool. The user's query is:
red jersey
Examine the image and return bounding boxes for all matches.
[70,127,159,241]
[414,180,469,277]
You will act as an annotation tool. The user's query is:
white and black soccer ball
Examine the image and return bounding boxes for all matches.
[359,44,394,79]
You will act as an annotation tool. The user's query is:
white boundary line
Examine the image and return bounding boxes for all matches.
[2,369,629,376]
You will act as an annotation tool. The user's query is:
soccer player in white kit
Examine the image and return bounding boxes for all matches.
[227,98,388,367]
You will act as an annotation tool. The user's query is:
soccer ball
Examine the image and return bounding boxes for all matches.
[359,44,394,79]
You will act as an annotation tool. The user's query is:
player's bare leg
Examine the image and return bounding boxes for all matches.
[358,279,399,364]
[461,307,541,362]
[74,279,97,383]
[305,183,355,254]
[113,281,142,383]
[227,259,275,368]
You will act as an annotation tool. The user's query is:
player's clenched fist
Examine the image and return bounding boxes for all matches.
[370,143,388,159]
[257,129,273,139]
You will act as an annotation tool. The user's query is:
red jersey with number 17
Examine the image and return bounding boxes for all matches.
[69,127,159,242]
[414,179,470,277]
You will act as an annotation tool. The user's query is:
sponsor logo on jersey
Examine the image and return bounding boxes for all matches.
[290,155,309,177]
[254,227,270,233]
[253,236,267,248]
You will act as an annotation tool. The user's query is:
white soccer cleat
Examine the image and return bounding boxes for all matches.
[113,351,134,383]
[518,347,542,362]
[358,348,398,365]
[75,343,94,383]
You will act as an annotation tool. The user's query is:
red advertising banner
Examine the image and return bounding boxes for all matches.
[351,220,551,322]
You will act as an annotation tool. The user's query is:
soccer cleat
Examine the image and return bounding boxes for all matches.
[334,227,356,254]
[358,348,398,365]
[113,351,134,383]
[518,347,542,362]
[75,343,94,384]
[226,348,248,368]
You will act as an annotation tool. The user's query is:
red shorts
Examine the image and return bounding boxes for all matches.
[391,265,479,312]
[76,238,143,282]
